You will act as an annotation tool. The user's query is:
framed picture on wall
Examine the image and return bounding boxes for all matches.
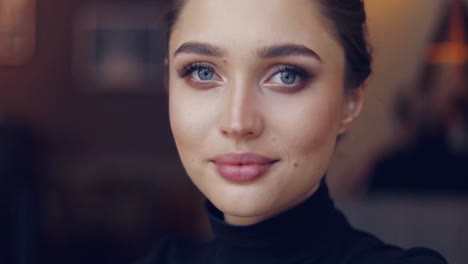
[0,0,36,65]
[73,3,167,92]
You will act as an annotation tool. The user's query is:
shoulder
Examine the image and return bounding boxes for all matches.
[396,247,448,264]
[339,229,448,264]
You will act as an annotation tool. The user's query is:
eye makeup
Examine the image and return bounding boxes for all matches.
[175,60,316,93]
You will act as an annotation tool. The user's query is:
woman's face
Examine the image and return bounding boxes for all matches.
[168,0,364,226]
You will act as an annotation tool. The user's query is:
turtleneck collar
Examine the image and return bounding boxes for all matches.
[204,181,348,250]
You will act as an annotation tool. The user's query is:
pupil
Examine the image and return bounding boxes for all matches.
[281,72,296,84]
[198,69,213,80]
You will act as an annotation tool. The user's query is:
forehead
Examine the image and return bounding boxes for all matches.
[170,0,343,62]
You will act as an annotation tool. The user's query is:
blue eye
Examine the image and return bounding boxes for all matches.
[279,71,297,85]
[270,65,311,86]
[195,68,214,81]
[178,63,218,81]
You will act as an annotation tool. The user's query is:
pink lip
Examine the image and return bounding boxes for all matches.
[211,153,278,182]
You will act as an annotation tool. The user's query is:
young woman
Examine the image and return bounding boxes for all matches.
[137,0,447,263]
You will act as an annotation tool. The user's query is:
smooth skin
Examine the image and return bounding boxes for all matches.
[168,0,365,226]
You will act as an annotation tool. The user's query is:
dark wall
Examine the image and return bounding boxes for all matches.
[0,0,176,157]
[0,1,206,264]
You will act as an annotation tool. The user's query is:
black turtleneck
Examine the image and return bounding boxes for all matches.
[136,183,447,264]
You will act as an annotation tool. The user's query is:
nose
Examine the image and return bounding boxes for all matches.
[218,82,264,140]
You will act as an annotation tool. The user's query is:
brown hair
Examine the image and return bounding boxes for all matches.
[164,0,372,90]
[316,0,372,91]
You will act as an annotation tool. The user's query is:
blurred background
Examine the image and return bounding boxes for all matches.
[0,0,467,263]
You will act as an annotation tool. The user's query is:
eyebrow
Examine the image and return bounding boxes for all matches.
[173,42,321,61]
[258,44,322,61]
[174,41,226,57]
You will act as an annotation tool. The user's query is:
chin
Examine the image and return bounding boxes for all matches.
[204,181,282,219]
[218,197,275,217]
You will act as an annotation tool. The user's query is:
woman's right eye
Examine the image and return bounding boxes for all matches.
[178,63,221,82]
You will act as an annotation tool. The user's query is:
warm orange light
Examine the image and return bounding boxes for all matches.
[0,0,36,65]
[426,0,467,65]
[427,43,468,64]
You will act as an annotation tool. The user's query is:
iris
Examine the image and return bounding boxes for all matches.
[197,68,214,80]
[280,71,296,85]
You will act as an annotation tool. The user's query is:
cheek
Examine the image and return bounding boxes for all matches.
[169,82,214,161]
[269,88,343,165]
[169,84,195,153]
[294,112,339,162]
[169,97,203,179]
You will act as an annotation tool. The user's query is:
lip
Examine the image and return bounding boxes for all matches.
[210,152,278,182]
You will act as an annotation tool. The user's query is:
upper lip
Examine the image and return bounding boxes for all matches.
[211,152,278,165]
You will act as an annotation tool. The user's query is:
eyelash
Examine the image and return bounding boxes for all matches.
[178,62,215,78]
[272,65,312,82]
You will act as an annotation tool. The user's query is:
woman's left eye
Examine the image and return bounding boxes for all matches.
[267,65,311,87]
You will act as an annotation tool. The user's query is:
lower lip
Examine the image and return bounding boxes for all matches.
[214,163,275,182]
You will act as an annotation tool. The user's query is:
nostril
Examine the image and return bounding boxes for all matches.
[220,126,257,138]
